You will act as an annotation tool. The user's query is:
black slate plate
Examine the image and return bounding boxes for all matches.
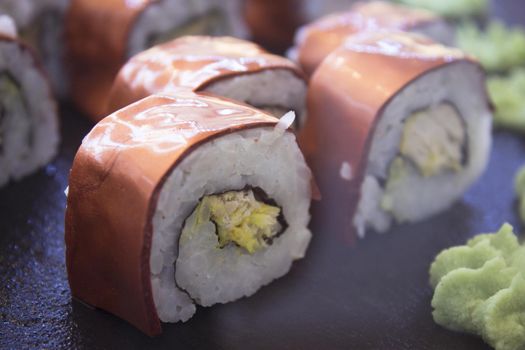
[1,2,525,349]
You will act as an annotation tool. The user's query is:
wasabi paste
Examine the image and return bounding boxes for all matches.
[430,224,525,350]
[457,22,525,73]
[515,166,525,223]
[488,69,525,133]
[395,0,488,19]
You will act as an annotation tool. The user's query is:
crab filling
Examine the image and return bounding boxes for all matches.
[185,188,285,254]
[381,103,467,213]
[399,103,466,177]
[147,9,228,47]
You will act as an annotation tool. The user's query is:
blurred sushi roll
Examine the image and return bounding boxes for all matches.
[66,0,246,121]
[303,31,492,237]
[301,0,361,19]
[65,91,312,336]
[243,0,307,53]
[108,36,307,128]
[242,0,366,53]
[290,1,455,77]
[0,15,59,186]
[0,0,70,96]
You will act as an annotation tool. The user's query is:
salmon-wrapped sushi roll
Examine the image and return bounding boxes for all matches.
[66,0,246,121]
[0,0,70,95]
[65,91,312,336]
[242,0,369,53]
[108,36,307,128]
[290,1,455,77]
[0,15,59,186]
[243,0,307,53]
[303,31,492,237]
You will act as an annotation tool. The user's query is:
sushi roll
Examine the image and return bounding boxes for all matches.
[243,0,307,53]
[242,0,365,53]
[0,15,59,186]
[65,91,312,336]
[0,0,70,96]
[302,31,492,237]
[108,36,307,128]
[66,0,246,121]
[290,1,455,77]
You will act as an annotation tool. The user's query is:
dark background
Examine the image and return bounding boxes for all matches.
[1,1,524,349]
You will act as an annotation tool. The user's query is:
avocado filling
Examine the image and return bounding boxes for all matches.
[0,74,28,155]
[184,188,285,254]
[147,9,227,47]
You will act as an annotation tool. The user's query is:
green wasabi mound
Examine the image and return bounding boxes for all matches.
[466,224,519,257]
[515,166,525,224]
[430,240,502,289]
[430,224,525,350]
[430,224,517,288]
[457,22,525,73]
[396,0,488,18]
[475,275,525,350]
[488,69,525,132]
[432,257,516,334]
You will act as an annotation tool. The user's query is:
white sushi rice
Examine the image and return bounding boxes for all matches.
[353,61,492,237]
[150,126,312,322]
[340,161,353,181]
[0,0,69,96]
[0,24,59,186]
[127,0,247,58]
[0,14,17,38]
[204,69,307,127]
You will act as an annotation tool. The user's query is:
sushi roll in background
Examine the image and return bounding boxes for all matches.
[301,0,360,19]
[66,0,246,121]
[290,1,455,77]
[243,0,307,53]
[0,15,59,187]
[243,0,364,53]
[0,0,70,96]
[302,31,492,238]
[65,91,312,336]
[108,36,307,128]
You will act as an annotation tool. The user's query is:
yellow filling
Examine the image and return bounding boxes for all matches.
[380,103,466,215]
[193,189,282,254]
[399,103,465,177]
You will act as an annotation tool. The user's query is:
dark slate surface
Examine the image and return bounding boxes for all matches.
[1,2,524,349]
